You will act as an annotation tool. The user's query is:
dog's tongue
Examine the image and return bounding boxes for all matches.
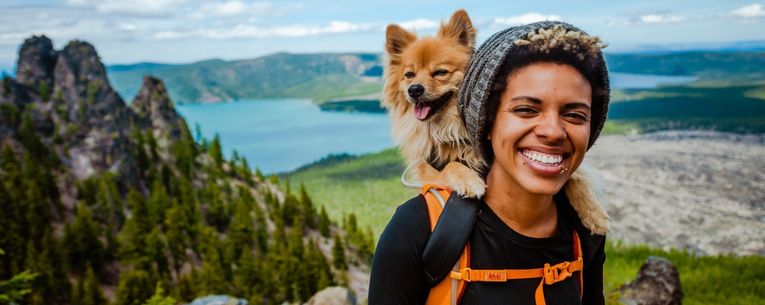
[414,104,431,120]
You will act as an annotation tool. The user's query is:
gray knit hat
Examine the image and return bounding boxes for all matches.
[458,21,610,171]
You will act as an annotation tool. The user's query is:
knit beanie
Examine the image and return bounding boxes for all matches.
[458,21,610,172]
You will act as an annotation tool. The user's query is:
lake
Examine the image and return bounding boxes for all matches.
[176,72,694,174]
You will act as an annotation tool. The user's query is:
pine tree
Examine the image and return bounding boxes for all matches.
[144,283,176,305]
[332,234,347,270]
[119,190,152,265]
[148,178,170,226]
[25,233,70,305]
[131,126,149,176]
[319,205,331,238]
[0,268,37,305]
[164,200,188,276]
[115,270,154,305]
[63,203,105,274]
[204,183,229,231]
[79,266,106,305]
[18,111,49,162]
[147,228,170,277]
[299,184,317,229]
[0,176,25,277]
[228,198,255,254]
[233,249,262,302]
[209,133,224,166]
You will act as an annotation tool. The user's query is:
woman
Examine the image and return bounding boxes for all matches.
[369,21,610,305]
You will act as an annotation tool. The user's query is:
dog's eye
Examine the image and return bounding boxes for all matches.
[404,71,415,78]
[433,69,449,77]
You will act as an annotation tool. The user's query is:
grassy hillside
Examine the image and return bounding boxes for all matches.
[287,147,765,305]
[287,149,413,236]
[108,53,383,104]
[608,83,765,133]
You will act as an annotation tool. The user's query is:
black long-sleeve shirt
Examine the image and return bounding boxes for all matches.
[369,193,606,305]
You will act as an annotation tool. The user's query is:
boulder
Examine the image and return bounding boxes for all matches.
[188,295,248,305]
[619,256,683,305]
[305,286,356,305]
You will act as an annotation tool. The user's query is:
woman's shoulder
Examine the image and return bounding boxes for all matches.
[384,195,431,236]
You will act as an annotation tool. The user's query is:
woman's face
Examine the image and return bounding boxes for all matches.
[487,62,592,196]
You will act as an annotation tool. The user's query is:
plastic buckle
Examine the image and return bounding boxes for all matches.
[544,261,573,285]
[450,268,473,282]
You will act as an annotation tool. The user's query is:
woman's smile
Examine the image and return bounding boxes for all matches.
[518,148,569,176]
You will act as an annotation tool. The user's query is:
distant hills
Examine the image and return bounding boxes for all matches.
[106,49,765,104]
[107,53,383,104]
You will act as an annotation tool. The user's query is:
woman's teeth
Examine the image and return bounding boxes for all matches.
[521,150,563,165]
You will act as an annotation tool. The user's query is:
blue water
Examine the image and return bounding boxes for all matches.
[176,99,391,174]
[176,73,693,174]
[610,72,696,89]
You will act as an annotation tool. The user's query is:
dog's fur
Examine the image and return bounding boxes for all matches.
[382,9,486,197]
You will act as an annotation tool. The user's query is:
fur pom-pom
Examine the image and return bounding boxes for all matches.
[564,168,610,235]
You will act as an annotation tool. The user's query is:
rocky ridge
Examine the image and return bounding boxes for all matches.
[586,131,765,255]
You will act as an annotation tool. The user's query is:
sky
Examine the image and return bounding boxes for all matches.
[1,0,764,72]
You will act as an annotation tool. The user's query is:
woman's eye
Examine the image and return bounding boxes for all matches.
[512,107,537,115]
[433,69,449,77]
[564,112,588,122]
[404,71,415,78]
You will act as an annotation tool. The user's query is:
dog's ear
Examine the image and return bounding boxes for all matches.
[438,9,476,49]
[386,24,416,56]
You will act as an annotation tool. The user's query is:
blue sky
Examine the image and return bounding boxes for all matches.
[1,0,764,71]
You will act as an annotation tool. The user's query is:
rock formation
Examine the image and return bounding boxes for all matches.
[305,286,357,305]
[131,75,190,158]
[619,256,684,305]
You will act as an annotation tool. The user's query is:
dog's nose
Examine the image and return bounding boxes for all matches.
[408,85,425,99]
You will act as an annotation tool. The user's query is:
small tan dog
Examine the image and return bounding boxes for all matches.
[382,9,486,198]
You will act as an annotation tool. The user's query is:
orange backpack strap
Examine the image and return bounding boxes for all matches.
[420,185,478,305]
[421,185,585,305]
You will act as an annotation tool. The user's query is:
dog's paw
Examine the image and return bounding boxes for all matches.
[445,172,486,198]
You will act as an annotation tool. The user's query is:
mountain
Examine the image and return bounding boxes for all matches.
[0,35,373,305]
[107,53,383,104]
[606,51,765,80]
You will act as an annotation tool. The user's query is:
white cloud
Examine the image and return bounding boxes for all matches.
[397,18,439,30]
[639,14,686,24]
[729,4,765,18]
[191,1,272,18]
[607,12,687,26]
[66,0,186,17]
[153,21,371,40]
[494,13,562,26]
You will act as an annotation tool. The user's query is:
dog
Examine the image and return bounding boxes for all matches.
[382,9,486,198]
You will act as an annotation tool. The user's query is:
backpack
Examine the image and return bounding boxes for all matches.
[420,184,584,305]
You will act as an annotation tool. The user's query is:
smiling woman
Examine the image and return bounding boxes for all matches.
[369,21,611,305]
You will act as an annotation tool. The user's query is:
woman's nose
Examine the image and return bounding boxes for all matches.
[534,114,566,144]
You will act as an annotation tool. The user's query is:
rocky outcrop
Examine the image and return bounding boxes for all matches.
[131,76,189,155]
[305,287,357,305]
[15,35,57,88]
[0,36,197,187]
[619,256,683,305]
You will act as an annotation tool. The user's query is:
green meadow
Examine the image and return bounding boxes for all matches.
[287,148,765,305]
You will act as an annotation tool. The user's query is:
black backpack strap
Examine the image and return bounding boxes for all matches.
[422,193,481,287]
